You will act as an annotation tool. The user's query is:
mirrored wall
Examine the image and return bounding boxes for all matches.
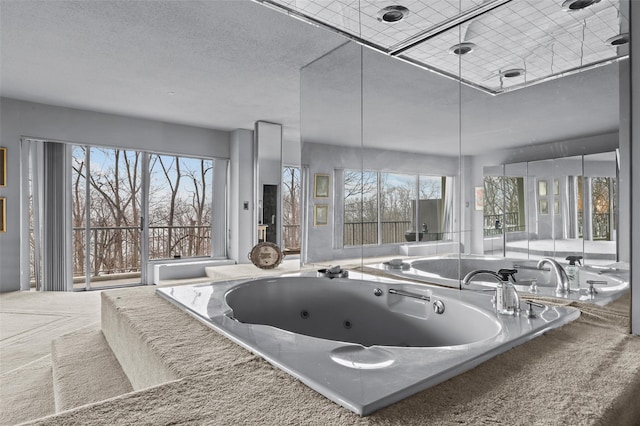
[483,152,618,265]
[292,0,628,285]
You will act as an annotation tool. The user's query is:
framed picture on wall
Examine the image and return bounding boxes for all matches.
[314,204,328,226]
[539,199,549,215]
[314,174,330,198]
[0,197,5,232]
[0,147,6,187]
[538,180,547,196]
[474,187,484,211]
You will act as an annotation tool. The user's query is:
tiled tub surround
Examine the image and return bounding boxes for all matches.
[157,273,580,415]
[372,254,629,305]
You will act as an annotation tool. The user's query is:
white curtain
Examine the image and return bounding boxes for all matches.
[441,176,455,240]
[25,140,73,291]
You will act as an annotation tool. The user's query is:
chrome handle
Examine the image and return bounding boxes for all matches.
[586,280,608,285]
[524,300,545,318]
[513,264,550,272]
[388,288,430,302]
[523,300,545,309]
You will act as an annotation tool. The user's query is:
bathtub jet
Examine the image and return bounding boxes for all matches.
[157,274,579,415]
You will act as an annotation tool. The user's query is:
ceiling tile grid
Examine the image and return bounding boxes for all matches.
[265,0,626,93]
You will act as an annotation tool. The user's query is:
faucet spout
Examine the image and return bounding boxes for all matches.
[462,269,503,286]
[463,268,521,315]
[537,258,570,294]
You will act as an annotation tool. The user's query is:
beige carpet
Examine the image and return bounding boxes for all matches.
[23,287,640,425]
[0,355,55,426]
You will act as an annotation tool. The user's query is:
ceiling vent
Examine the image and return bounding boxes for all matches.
[561,0,601,12]
[377,5,410,23]
[500,68,526,78]
[449,42,476,55]
[605,33,629,46]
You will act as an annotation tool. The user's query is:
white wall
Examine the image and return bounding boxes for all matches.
[228,129,255,264]
[0,97,231,292]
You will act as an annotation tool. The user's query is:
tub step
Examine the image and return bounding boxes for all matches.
[51,328,133,412]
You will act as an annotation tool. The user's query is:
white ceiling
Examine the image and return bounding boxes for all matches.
[0,0,345,144]
[0,0,622,156]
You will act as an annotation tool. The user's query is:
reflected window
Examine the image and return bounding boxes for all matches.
[344,170,449,246]
[591,177,615,241]
[380,172,415,244]
[344,170,378,246]
[483,176,525,236]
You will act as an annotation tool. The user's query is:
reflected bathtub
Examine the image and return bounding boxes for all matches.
[157,273,579,415]
[374,255,629,305]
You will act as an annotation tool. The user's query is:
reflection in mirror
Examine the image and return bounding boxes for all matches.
[482,164,505,256]
[300,40,463,266]
[292,0,627,303]
[486,152,619,267]
[583,151,618,265]
[551,156,584,263]
[300,41,363,266]
[503,162,528,259]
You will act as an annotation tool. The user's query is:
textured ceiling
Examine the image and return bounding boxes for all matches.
[262,0,628,93]
[0,0,345,144]
[0,0,624,156]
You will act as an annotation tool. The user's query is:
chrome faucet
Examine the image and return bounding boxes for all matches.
[537,258,570,294]
[462,269,520,315]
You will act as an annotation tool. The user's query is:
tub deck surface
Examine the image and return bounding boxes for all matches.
[26,284,640,425]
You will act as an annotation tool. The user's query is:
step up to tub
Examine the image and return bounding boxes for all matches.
[51,328,133,412]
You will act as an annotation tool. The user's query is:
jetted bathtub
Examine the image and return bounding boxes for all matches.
[157,273,580,415]
[373,254,629,305]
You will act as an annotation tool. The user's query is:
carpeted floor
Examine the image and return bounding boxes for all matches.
[21,285,640,425]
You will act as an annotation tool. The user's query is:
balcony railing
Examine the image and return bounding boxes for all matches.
[282,224,301,253]
[70,225,211,277]
[483,212,523,237]
[344,220,444,246]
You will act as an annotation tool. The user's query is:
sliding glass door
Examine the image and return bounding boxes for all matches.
[72,146,143,289]
[26,139,222,291]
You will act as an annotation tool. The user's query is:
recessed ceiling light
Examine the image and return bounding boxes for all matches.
[449,42,476,55]
[377,5,410,23]
[500,68,526,78]
[561,0,601,12]
[605,33,629,46]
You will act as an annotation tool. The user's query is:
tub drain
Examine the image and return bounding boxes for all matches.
[343,320,353,329]
[300,310,310,319]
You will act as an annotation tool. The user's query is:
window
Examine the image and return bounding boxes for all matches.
[282,166,301,253]
[148,154,213,259]
[72,146,143,287]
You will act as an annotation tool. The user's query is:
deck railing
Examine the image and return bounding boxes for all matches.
[343,220,444,246]
[70,225,211,277]
[483,212,523,237]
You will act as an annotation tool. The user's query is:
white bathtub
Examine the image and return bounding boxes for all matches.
[373,254,629,305]
[157,273,579,415]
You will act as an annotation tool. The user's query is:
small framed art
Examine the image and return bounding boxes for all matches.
[314,174,330,198]
[314,204,328,226]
